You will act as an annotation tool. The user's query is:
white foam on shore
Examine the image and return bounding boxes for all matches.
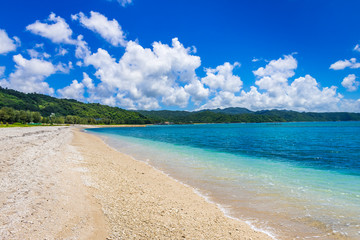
[85,129,278,239]
[192,188,278,240]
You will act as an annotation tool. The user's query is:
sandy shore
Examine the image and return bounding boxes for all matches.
[0,126,108,239]
[1,126,272,239]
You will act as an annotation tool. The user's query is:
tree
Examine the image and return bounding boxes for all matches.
[19,110,27,123]
[26,110,33,123]
[32,112,42,123]
[0,107,16,123]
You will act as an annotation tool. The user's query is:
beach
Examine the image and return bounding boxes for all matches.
[0,126,272,239]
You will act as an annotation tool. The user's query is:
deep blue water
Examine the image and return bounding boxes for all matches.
[87,122,360,239]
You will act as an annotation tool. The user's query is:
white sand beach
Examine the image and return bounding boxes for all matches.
[0,126,272,239]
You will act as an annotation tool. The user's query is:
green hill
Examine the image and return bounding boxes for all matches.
[0,87,150,124]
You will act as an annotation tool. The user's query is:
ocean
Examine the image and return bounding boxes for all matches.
[86,122,360,239]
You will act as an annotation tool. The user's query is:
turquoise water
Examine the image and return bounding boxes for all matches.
[86,122,360,239]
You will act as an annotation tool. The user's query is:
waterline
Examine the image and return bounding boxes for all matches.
[86,123,360,239]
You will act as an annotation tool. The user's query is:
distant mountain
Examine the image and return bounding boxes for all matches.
[204,107,253,114]
[0,87,150,124]
[137,108,360,123]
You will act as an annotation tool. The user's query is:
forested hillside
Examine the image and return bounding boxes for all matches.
[138,108,360,123]
[0,87,150,124]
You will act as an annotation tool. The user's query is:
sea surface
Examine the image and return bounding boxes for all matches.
[86,122,360,239]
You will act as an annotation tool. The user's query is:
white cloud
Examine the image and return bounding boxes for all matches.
[0,66,5,77]
[161,87,190,108]
[56,47,68,56]
[26,13,76,45]
[27,48,51,59]
[82,38,204,109]
[329,58,360,70]
[75,35,91,60]
[119,0,132,6]
[202,62,242,93]
[0,54,57,94]
[199,91,240,110]
[55,61,73,74]
[108,0,132,7]
[253,55,297,100]
[82,72,95,90]
[337,99,360,112]
[34,43,44,48]
[199,55,346,112]
[342,74,359,92]
[0,29,18,54]
[13,37,21,47]
[354,44,360,52]
[184,79,209,104]
[287,75,341,112]
[58,80,85,100]
[254,55,297,82]
[79,49,355,112]
[72,11,127,47]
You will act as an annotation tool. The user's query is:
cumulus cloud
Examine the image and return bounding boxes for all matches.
[81,38,205,109]
[72,11,127,47]
[0,54,70,95]
[253,55,297,98]
[75,35,91,60]
[342,74,359,92]
[58,72,100,102]
[199,55,346,112]
[329,58,360,70]
[184,79,209,104]
[82,72,95,90]
[0,54,57,94]
[0,29,18,54]
[58,80,85,100]
[202,62,242,92]
[26,13,76,44]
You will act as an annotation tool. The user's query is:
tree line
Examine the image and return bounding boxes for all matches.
[0,107,147,125]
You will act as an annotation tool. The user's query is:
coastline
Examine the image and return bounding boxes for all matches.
[84,124,360,240]
[74,128,273,239]
[1,126,272,239]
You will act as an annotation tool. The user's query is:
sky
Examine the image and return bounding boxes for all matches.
[0,0,360,112]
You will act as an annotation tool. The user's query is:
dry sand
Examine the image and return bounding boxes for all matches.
[1,126,273,239]
[0,127,108,239]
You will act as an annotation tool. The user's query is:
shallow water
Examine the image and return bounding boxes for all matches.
[86,122,360,239]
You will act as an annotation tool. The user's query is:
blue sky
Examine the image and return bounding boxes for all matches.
[0,0,360,112]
